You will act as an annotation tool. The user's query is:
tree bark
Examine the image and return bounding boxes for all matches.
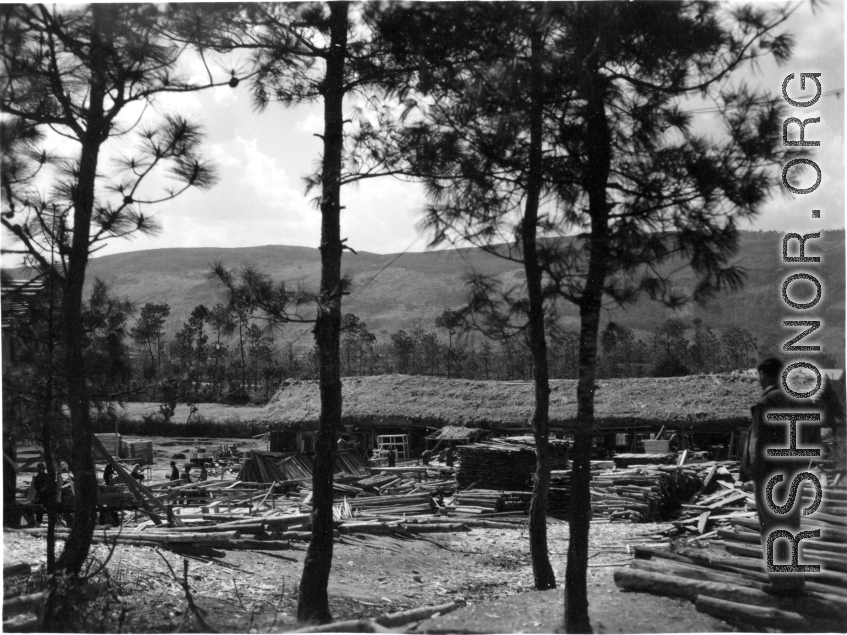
[297,2,348,625]
[53,4,111,579]
[523,23,556,592]
[565,27,612,632]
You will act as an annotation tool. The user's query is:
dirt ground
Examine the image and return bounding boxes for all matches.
[4,519,732,633]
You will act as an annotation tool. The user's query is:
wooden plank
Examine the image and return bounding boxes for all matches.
[697,511,710,534]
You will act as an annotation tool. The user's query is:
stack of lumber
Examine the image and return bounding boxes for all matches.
[615,465,847,631]
[452,488,532,514]
[93,434,121,459]
[278,453,313,480]
[455,443,537,490]
[348,492,433,516]
[590,465,703,522]
[238,449,371,485]
[548,471,571,515]
[334,449,370,477]
[355,472,399,491]
[489,437,570,469]
[615,542,847,631]
[613,453,679,467]
[125,440,154,465]
[237,451,290,483]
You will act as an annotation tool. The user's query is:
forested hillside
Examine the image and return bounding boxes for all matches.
[79,230,843,358]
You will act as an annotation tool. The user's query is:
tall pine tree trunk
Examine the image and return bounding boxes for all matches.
[524,24,556,591]
[53,4,111,579]
[565,43,611,634]
[297,2,347,624]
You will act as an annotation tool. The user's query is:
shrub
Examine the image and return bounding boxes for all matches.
[650,355,690,378]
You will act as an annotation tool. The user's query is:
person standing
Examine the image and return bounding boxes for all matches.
[387,447,396,468]
[445,444,454,468]
[169,461,180,481]
[742,357,819,594]
[31,463,51,526]
[103,463,114,485]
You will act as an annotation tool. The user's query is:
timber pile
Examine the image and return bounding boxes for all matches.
[548,471,571,515]
[278,453,314,480]
[334,449,370,477]
[591,464,704,522]
[614,463,847,631]
[452,488,533,514]
[613,453,679,467]
[238,449,371,484]
[455,443,537,490]
[125,440,154,465]
[93,433,121,459]
[237,451,290,483]
[615,543,847,631]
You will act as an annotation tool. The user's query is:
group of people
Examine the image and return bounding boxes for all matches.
[420,444,454,467]
[99,460,208,486]
[168,460,207,483]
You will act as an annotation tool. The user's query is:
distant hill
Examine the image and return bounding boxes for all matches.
[71,229,844,362]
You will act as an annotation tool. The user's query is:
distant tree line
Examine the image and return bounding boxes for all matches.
[11,282,832,411]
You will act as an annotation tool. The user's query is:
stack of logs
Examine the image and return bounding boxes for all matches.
[615,462,847,631]
[455,443,537,490]
[455,440,568,491]
[590,464,703,522]
[616,505,847,631]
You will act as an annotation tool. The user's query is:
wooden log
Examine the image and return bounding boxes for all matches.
[291,601,460,633]
[225,539,291,551]
[629,558,847,610]
[147,523,265,535]
[2,615,40,633]
[3,564,31,578]
[3,591,46,617]
[629,558,762,590]
[18,527,240,544]
[695,595,840,632]
[614,567,847,617]
[724,541,847,573]
[397,523,470,533]
[672,546,847,596]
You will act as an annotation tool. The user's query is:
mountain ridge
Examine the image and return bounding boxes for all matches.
[13,230,846,361]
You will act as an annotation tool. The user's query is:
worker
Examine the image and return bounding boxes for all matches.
[130,463,145,483]
[421,449,432,466]
[445,445,454,468]
[103,463,114,485]
[183,464,193,483]
[31,463,51,526]
[742,357,820,595]
[169,461,180,481]
[198,464,208,482]
[387,447,396,468]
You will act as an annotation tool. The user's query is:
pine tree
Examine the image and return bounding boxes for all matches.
[1,4,226,584]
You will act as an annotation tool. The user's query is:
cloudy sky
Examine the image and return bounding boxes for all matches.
[9,1,846,260]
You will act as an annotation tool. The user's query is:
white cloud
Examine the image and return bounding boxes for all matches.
[296,114,324,135]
